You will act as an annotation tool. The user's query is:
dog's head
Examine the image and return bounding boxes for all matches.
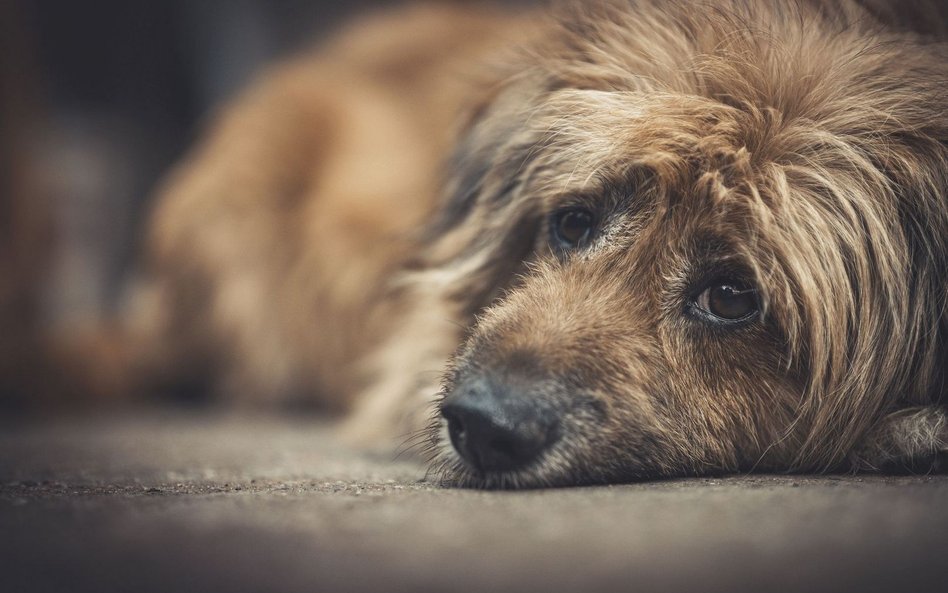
[420,1,948,488]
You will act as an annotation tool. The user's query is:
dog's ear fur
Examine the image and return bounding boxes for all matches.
[787,45,948,468]
[425,91,509,241]
[413,75,552,316]
[885,120,948,401]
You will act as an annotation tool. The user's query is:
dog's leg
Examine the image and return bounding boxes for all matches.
[849,406,948,473]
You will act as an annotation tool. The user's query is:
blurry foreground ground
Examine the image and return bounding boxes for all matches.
[1,409,946,593]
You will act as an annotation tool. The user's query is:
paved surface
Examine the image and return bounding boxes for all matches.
[1,409,946,593]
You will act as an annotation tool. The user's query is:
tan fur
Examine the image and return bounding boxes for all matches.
[121,1,948,487]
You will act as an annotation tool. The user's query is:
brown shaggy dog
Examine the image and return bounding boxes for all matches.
[124,0,948,488]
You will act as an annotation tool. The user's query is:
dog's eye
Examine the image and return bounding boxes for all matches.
[551,208,595,249]
[693,280,759,323]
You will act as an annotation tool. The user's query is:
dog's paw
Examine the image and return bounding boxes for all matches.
[849,406,948,473]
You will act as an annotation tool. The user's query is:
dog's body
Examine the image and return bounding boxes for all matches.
[125,0,947,487]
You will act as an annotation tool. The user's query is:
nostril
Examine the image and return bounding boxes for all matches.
[441,401,472,462]
[487,435,520,461]
[442,407,466,438]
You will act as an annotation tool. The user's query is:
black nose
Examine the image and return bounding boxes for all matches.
[440,377,559,473]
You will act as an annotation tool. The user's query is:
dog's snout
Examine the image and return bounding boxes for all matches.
[441,377,559,473]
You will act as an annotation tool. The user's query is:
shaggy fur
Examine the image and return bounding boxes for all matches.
[118,0,948,488]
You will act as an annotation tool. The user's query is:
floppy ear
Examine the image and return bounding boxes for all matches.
[881,104,948,405]
[426,74,545,237]
[794,85,948,470]
[412,76,551,316]
[424,97,507,241]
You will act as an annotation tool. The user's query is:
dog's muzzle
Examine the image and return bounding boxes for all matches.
[440,373,561,473]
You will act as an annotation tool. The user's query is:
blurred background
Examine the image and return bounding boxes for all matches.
[3,0,453,411]
[3,0,427,333]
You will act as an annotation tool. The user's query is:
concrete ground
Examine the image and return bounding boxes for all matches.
[1,409,946,593]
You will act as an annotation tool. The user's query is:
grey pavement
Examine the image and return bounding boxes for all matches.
[1,409,945,593]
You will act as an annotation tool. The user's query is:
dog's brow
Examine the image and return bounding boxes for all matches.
[544,166,654,211]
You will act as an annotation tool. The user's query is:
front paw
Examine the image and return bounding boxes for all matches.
[850,407,947,474]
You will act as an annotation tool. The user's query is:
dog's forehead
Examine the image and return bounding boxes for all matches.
[532,89,774,210]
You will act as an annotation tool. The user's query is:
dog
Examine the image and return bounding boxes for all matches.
[104,0,948,488]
